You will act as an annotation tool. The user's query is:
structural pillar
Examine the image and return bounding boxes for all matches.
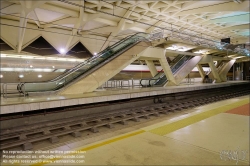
[159,50,177,86]
[196,64,205,80]
[145,60,158,77]
[208,62,222,83]
[219,60,235,82]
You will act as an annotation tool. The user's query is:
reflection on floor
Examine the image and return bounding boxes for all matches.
[15,95,249,166]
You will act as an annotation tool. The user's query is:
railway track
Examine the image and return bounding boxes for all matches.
[0,84,249,150]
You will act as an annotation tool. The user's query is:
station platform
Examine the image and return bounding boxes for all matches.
[3,94,249,166]
[0,81,249,114]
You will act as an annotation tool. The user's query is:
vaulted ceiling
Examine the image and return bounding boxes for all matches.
[0,0,249,57]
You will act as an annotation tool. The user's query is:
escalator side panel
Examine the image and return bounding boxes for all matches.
[59,42,151,95]
[21,33,150,94]
[168,56,202,85]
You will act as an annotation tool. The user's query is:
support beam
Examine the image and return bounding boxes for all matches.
[40,3,79,17]
[159,50,177,86]
[168,56,202,85]
[17,11,29,53]
[139,47,176,85]
[30,10,41,27]
[196,64,205,79]
[145,60,158,77]
[17,0,46,53]
[64,0,85,54]
[219,60,236,82]
[0,4,21,16]
[208,61,222,83]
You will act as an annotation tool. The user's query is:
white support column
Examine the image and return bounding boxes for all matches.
[17,11,29,53]
[64,0,85,54]
[145,60,158,77]
[159,50,177,86]
[208,61,222,83]
[17,1,47,53]
[219,60,236,82]
[30,10,41,27]
[196,64,205,79]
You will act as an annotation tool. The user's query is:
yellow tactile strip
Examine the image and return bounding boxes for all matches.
[30,130,145,166]
[12,98,248,166]
[149,98,249,136]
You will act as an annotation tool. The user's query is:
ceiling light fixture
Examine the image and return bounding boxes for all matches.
[0,53,85,62]
[38,74,42,78]
[59,48,65,54]
[30,65,33,68]
[19,74,24,78]
[177,47,188,52]
[194,50,204,54]
[166,45,178,50]
[0,74,3,78]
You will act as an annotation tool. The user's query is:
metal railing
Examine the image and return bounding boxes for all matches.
[185,78,195,84]
[166,28,250,56]
[1,83,26,98]
[227,76,234,81]
[102,79,142,89]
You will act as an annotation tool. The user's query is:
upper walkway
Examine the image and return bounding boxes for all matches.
[1,81,248,115]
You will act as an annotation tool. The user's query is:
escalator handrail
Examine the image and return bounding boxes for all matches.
[50,35,135,82]
[51,32,148,82]
[20,32,150,93]
[154,55,193,85]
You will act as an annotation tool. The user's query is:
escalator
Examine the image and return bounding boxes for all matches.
[140,55,193,87]
[17,32,151,95]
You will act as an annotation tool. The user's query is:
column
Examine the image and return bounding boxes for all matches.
[159,50,177,86]
[208,62,222,83]
[145,60,158,77]
[219,60,235,82]
[196,64,205,81]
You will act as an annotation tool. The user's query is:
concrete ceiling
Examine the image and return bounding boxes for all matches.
[0,0,249,56]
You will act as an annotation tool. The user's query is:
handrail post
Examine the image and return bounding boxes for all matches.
[23,84,26,97]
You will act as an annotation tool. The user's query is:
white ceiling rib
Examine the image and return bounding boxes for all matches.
[0,0,249,55]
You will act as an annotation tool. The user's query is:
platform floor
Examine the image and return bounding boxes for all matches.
[1,81,248,114]
[5,95,248,166]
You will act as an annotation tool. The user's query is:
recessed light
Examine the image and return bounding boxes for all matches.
[30,65,33,68]
[94,52,97,55]
[0,74,3,78]
[52,66,55,68]
[59,48,65,54]
[38,74,42,78]
[19,74,24,78]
